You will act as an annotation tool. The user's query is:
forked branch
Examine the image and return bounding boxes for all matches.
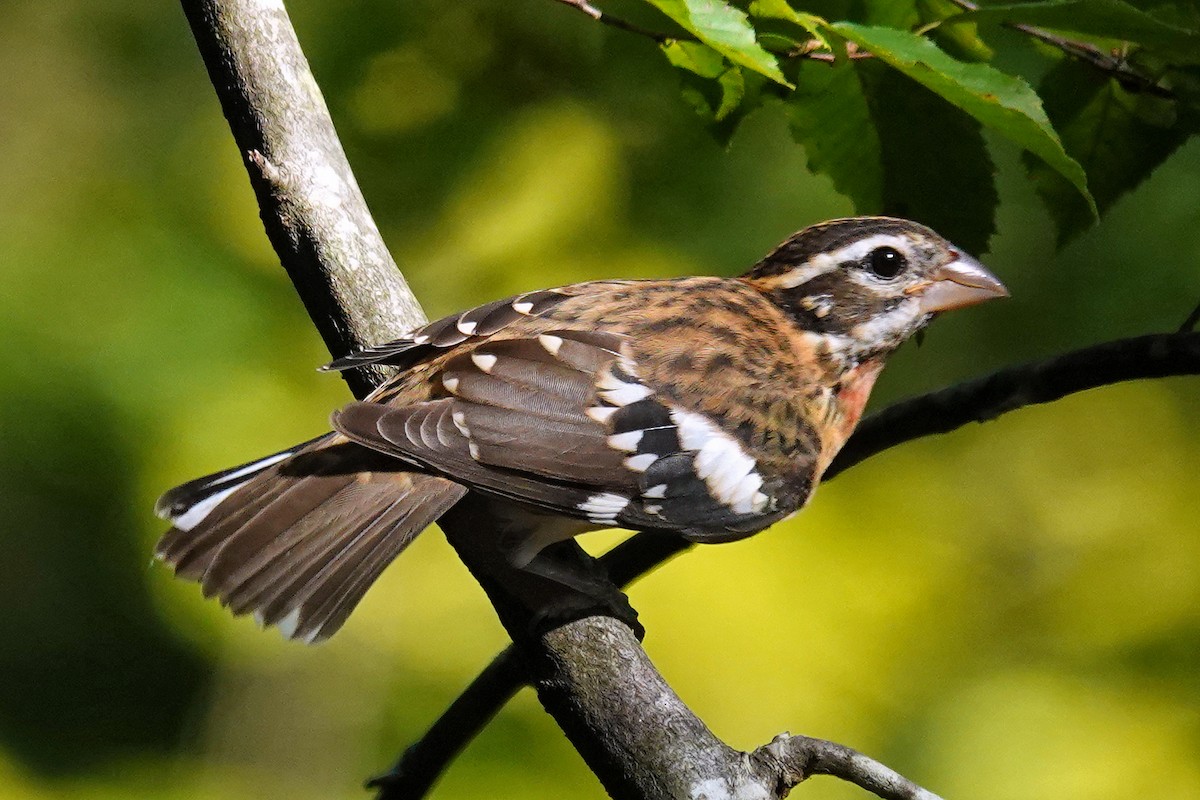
[376,329,1200,797]
[182,1,954,799]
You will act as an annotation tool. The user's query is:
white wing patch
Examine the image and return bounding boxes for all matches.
[670,408,769,514]
[596,371,653,406]
[623,453,657,472]
[471,352,497,373]
[538,334,564,355]
[577,492,630,524]
[607,430,643,452]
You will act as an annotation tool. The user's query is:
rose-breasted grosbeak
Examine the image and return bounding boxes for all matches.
[156,217,1007,643]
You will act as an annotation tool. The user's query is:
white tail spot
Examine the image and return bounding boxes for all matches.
[277,607,302,640]
[471,353,497,373]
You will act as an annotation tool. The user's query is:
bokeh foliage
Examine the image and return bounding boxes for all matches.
[0,1,1197,799]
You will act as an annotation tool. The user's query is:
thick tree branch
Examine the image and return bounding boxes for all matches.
[380,330,1200,798]
[180,0,425,399]
[186,2,947,799]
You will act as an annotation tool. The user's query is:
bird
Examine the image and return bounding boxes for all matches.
[155,216,1008,644]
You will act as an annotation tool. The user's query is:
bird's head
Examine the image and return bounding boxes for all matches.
[742,217,1008,365]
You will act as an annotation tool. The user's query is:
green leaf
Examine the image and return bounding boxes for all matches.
[662,40,753,142]
[782,59,998,250]
[917,0,995,62]
[1026,58,1200,243]
[642,0,791,85]
[662,39,727,78]
[860,0,920,29]
[782,60,883,211]
[859,60,998,253]
[832,23,1096,216]
[951,0,1200,64]
[749,0,831,48]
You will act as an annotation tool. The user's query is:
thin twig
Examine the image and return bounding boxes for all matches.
[944,0,1173,98]
[1181,300,1200,333]
[367,652,527,798]
[551,0,691,44]
[380,329,1200,799]
[786,38,873,62]
[553,0,1173,94]
[551,0,869,61]
[759,734,944,800]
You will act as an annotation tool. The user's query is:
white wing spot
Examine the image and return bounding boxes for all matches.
[538,334,564,355]
[624,453,657,472]
[413,334,430,345]
[607,430,643,452]
[643,483,668,499]
[671,408,769,514]
[513,300,534,314]
[468,441,481,460]
[457,319,478,335]
[587,406,618,424]
[443,376,460,393]
[598,377,653,407]
[577,492,629,524]
[645,504,663,516]
[472,353,498,373]
[451,410,471,437]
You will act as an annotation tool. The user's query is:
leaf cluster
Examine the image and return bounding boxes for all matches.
[630,0,1200,250]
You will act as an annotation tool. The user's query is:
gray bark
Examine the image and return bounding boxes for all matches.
[180,1,946,798]
[181,0,425,398]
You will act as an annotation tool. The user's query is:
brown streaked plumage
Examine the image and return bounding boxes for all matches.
[155,216,1008,643]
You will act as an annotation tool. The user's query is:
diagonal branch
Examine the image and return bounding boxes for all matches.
[551,0,687,44]
[184,2,952,799]
[180,0,425,399]
[377,329,1200,798]
[943,0,1173,97]
[1181,300,1200,333]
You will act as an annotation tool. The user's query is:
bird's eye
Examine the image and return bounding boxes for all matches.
[864,246,906,280]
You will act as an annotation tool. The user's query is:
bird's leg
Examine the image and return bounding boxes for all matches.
[438,497,643,644]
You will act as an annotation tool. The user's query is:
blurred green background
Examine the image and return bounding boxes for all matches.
[1,1,1198,798]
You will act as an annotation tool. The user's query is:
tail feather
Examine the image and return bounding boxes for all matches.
[154,435,466,642]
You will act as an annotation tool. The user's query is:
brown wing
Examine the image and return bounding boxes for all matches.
[321,288,573,373]
[333,330,797,541]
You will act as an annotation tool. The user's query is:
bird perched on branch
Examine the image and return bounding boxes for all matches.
[155,216,1007,643]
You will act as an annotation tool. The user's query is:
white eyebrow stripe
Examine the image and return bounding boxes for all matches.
[775,259,839,289]
[776,233,911,288]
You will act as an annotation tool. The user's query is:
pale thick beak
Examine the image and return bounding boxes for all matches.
[918,251,1009,314]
